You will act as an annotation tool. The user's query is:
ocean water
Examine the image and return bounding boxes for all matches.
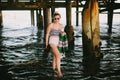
[0,8,120,80]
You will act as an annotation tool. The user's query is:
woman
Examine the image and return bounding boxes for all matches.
[45,12,65,77]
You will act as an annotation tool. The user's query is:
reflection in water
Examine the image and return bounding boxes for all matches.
[82,56,100,76]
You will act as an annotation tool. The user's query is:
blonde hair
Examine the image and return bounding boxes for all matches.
[53,12,61,18]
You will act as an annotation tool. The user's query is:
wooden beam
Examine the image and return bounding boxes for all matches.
[0,1,120,11]
[0,2,84,10]
[0,2,46,10]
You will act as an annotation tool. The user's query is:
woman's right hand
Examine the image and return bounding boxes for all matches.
[45,42,49,49]
[45,44,48,49]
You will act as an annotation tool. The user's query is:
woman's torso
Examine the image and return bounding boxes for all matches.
[49,28,61,36]
[49,23,61,36]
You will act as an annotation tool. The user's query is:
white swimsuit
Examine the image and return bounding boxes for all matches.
[49,29,61,46]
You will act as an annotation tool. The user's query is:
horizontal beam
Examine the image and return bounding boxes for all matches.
[0,2,120,10]
[100,3,120,13]
[0,2,46,10]
[0,2,84,10]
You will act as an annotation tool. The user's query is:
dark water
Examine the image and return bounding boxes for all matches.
[0,11,120,80]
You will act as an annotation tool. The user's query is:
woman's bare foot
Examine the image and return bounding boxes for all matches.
[57,72,63,78]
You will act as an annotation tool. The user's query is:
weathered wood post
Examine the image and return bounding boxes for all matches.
[82,0,101,75]
[107,0,115,33]
[0,10,3,27]
[43,0,50,40]
[30,0,35,26]
[42,0,51,58]
[76,0,79,26]
[36,0,43,29]
[36,9,43,29]
[64,0,74,51]
[31,10,35,26]
[51,0,55,22]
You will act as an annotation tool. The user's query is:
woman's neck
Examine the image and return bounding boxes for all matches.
[53,21,59,24]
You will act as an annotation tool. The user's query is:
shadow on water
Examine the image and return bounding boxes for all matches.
[0,26,12,80]
[82,56,101,76]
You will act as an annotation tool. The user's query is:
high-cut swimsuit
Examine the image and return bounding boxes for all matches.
[49,29,61,46]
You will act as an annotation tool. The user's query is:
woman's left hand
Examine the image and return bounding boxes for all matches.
[61,31,66,36]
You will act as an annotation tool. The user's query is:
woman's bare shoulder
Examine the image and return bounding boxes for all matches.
[58,23,63,27]
[58,23,63,29]
[48,23,53,28]
[48,23,52,26]
[59,23,63,26]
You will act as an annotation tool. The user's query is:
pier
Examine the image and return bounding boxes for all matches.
[0,0,120,65]
[0,0,120,80]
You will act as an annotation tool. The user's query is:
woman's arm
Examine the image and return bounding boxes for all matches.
[45,24,51,48]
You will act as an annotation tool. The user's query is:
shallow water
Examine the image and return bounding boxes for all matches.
[0,11,120,80]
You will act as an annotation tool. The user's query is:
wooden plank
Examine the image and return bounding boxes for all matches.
[0,2,46,10]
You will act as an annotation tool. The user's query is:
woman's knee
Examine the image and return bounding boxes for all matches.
[56,53,61,58]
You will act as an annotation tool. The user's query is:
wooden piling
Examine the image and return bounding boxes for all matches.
[82,0,101,59]
[0,10,2,27]
[108,10,113,33]
[108,0,114,33]
[43,2,50,41]
[36,9,43,29]
[76,0,79,26]
[64,0,74,42]
[51,0,55,22]
[64,0,74,50]
[43,8,50,31]
[36,10,39,27]
[31,10,35,26]
[36,0,43,28]
[82,0,102,75]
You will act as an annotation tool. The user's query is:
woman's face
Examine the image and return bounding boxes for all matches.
[54,15,60,23]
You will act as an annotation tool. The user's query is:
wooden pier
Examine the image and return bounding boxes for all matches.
[0,0,120,60]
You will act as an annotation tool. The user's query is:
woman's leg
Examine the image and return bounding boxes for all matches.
[52,55,56,70]
[50,44,62,77]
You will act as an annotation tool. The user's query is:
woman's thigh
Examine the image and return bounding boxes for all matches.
[49,44,60,55]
